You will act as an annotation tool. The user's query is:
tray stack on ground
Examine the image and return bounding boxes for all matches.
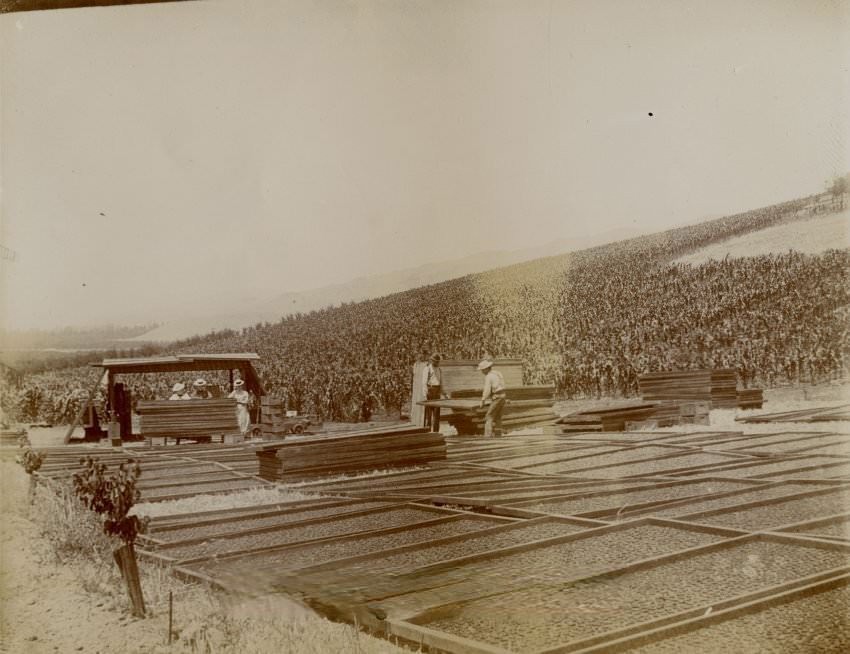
[737,388,764,409]
[260,396,287,438]
[255,426,447,482]
[638,368,738,409]
[137,399,239,444]
[0,428,26,447]
[556,403,659,432]
[554,398,713,433]
[710,369,738,408]
[650,400,712,427]
[421,386,556,436]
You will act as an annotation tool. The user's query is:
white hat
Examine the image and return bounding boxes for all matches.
[193,379,207,388]
[172,383,185,393]
[234,379,244,387]
[478,360,493,371]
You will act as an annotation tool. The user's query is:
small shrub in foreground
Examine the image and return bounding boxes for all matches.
[72,456,149,616]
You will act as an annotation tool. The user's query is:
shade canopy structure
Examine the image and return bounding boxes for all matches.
[91,353,264,394]
[70,353,265,443]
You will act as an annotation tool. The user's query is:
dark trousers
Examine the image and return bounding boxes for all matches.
[484,395,506,437]
[424,386,441,432]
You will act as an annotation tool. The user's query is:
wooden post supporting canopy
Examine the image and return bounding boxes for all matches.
[63,370,107,444]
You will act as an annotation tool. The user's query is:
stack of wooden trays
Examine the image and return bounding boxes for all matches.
[255,426,446,481]
[737,389,764,410]
[638,368,737,409]
[710,369,738,408]
[260,396,288,438]
[557,403,659,432]
[137,399,239,441]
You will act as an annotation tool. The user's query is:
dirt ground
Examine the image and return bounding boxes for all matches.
[0,459,406,654]
[0,461,171,654]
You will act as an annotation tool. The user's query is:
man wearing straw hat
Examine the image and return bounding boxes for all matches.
[478,359,506,438]
[191,379,212,399]
[169,382,190,401]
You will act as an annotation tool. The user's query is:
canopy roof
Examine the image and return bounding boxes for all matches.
[91,353,264,394]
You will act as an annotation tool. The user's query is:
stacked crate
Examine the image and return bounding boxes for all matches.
[638,369,737,409]
[737,389,764,409]
[678,401,712,424]
[554,400,713,433]
[137,399,239,444]
[710,369,739,408]
[260,397,288,438]
[557,403,659,432]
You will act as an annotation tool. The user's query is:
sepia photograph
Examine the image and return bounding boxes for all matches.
[1,0,849,652]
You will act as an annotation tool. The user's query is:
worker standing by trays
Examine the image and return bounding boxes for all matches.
[423,353,444,432]
[228,379,252,435]
[478,359,506,438]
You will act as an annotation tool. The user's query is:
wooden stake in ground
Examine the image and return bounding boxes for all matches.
[168,590,173,644]
[114,542,146,618]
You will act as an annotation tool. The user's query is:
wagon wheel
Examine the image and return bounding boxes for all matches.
[251,427,262,438]
[292,423,305,434]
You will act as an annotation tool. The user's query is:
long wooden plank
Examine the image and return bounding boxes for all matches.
[263,445,449,476]
[269,433,445,460]
[256,426,430,451]
[269,447,449,475]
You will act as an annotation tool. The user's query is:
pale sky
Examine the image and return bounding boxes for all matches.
[1,0,848,329]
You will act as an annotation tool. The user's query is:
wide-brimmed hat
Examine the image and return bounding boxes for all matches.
[478,360,493,371]
[193,379,207,388]
[430,353,441,362]
[234,379,245,388]
[172,383,185,393]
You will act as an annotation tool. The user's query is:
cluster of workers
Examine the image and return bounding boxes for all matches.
[422,354,505,438]
[160,355,506,439]
[168,378,254,435]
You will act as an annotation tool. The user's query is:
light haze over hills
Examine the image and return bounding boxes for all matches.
[2,2,846,334]
[129,226,644,342]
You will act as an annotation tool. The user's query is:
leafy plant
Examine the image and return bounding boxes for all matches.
[15,437,45,475]
[72,456,148,544]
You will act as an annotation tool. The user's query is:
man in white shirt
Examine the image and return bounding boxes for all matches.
[227,379,252,435]
[169,383,190,400]
[478,359,506,438]
[422,353,444,432]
